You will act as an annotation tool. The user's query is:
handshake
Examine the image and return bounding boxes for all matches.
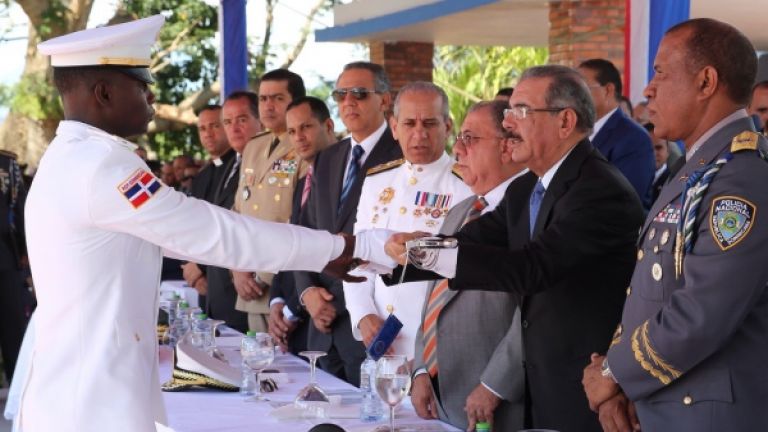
[321,230,435,281]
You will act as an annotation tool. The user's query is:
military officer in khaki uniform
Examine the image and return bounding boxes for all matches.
[232,69,308,332]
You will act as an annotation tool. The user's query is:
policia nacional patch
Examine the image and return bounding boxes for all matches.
[709,195,756,251]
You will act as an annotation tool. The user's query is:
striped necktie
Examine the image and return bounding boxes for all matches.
[422,196,488,377]
[338,144,364,213]
[301,164,313,208]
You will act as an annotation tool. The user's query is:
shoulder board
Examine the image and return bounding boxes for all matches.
[367,158,405,176]
[0,149,18,160]
[451,163,463,180]
[249,130,271,141]
[730,130,759,153]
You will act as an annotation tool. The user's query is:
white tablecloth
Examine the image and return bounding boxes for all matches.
[160,336,459,432]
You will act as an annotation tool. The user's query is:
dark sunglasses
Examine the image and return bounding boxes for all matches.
[331,87,380,102]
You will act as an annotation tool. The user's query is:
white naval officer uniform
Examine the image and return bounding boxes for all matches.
[20,120,344,432]
[344,153,471,358]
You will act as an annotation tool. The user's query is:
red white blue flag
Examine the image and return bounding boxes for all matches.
[625,0,690,103]
[118,168,162,209]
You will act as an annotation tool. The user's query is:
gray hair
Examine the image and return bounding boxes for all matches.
[466,100,509,137]
[393,81,451,121]
[340,61,391,93]
[520,65,595,133]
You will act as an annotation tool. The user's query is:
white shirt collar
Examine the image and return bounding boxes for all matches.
[480,168,529,214]
[350,120,387,166]
[686,109,748,160]
[540,145,577,190]
[56,120,138,151]
[589,107,618,141]
[654,163,667,182]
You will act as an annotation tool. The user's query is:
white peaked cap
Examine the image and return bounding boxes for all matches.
[38,14,165,71]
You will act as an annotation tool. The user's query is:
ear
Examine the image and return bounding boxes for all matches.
[380,91,392,113]
[557,108,579,139]
[697,66,718,99]
[499,137,515,163]
[324,118,335,137]
[389,114,398,137]
[443,116,453,135]
[92,80,111,108]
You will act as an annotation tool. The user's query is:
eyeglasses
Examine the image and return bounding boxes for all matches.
[455,132,504,147]
[503,106,566,120]
[331,87,380,102]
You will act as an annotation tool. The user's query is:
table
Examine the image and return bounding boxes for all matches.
[160,335,459,432]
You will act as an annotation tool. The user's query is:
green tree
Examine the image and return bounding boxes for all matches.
[434,45,548,138]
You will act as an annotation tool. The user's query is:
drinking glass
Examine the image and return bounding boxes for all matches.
[375,355,411,432]
[208,319,226,361]
[241,332,275,401]
[294,351,330,410]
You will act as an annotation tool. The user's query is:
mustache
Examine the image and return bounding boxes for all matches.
[506,131,523,141]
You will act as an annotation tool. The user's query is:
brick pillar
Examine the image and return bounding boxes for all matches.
[369,41,434,94]
[549,0,626,77]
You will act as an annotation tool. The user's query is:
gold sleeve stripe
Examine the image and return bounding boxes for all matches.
[631,323,671,385]
[640,321,682,378]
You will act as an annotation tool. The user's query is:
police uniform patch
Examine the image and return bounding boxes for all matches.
[709,195,756,251]
[118,168,162,209]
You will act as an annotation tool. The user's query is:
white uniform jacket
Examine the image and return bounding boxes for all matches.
[20,121,342,432]
[344,153,471,358]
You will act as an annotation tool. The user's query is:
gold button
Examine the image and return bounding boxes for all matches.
[252,204,259,211]
[386,304,394,314]
[683,395,693,405]
[409,177,417,185]
[257,184,263,189]
[400,206,407,214]
[653,245,659,254]
[274,194,281,202]
[648,228,656,241]
[652,263,663,281]
[637,249,644,261]
[660,229,670,245]
[372,214,379,224]
[626,287,631,296]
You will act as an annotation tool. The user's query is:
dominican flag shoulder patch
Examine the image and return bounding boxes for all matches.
[118,168,162,209]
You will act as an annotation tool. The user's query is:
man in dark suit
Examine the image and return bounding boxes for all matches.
[182,104,234,309]
[382,65,644,431]
[295,62,402,385]
[579,59,655,210]
[201,91,263,333]
[644,122,671,204]
[269,96,336,355]
[584,18,768,432]
[409,101,528,432]
[0,150,31,383]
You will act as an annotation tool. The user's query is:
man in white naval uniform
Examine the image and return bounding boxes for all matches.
[20,16,359,432]
[344,82,471,358]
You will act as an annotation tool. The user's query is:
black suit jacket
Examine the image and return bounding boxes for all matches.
[294,130,402,352]
[454,139,643,431]
[205,151,248,332]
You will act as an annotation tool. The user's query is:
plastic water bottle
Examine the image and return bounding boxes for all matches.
[359,355,385,421]
[240,331,258,396]
[167,294,180,326]
[192,313,212,349]
[176,300,189,325]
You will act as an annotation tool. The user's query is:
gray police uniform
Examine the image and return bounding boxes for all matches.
[607,113,768,431]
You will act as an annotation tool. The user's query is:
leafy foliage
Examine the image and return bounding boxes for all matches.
[121,0,220,160]
[9,71,62,120]
[434,45,548,139]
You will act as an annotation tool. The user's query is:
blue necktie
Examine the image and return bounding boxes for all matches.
[529,180,545,237]
[339,144,364,212]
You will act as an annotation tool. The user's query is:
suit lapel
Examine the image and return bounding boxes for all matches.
[328,138,351,228]
[213,154,238,206]
[440,197,476,306]
[532,139,592,237]
[590,109,621,152]
[640,117,755,237]
[336,129,398,231]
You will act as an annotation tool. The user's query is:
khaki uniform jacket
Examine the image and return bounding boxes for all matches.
[234,131,307,314]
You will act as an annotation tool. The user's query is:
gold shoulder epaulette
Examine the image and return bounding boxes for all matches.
[0,149,18,160]
[451,163,463,180]
[731,130,759,153]
[367,158,404,176]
